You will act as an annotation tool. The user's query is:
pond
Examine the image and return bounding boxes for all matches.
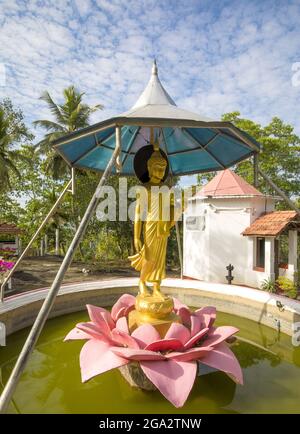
[1,310,300,413]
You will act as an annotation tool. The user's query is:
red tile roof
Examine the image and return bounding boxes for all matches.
[0,222,22,235]
[197,169,263,197]
[242,211,299,236]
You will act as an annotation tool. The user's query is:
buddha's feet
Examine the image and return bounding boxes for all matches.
[138,281,151,297]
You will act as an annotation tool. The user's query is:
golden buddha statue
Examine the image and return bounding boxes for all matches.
[128,136,181,335]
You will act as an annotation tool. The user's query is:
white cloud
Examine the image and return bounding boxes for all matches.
[0,0,299,140]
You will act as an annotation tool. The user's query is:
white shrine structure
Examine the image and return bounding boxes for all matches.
[183,169,299,288]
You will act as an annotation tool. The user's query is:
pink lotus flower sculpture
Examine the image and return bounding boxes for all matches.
[64,294,243,407]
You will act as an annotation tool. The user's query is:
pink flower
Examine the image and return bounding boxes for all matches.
[65,294,243,408]
[0,259,14,273]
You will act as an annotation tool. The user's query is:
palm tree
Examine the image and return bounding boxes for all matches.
[0,108,29,192]
[34,85,103,179]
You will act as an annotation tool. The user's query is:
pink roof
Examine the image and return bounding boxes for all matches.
[197,169,263,197]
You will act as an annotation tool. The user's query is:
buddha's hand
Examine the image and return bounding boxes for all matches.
[134,238,143,252]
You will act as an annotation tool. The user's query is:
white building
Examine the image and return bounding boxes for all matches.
[183,169,299,288]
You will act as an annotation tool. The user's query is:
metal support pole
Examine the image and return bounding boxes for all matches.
[253,153,258,188]
[258,168,299,213]
[0,128,121,414]
[0,179,72,302]
[115,127,122,173]
[175,221,183,279]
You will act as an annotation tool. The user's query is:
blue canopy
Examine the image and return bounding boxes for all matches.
[52,62,260,176]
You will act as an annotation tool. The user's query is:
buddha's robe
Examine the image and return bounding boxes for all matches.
[129,186,176,283]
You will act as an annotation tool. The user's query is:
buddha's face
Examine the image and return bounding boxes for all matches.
[148,161,166,184]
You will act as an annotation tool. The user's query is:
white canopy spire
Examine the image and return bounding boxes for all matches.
[131,60,176,109]
[152,58,158,75]
[121,60,213,121]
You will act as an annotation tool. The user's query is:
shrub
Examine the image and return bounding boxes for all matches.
[260,278,276,293]
[276,276,298,299]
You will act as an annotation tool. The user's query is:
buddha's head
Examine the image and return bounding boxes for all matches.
[147,140,167,184]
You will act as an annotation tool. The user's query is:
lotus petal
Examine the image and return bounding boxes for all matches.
[80,339,128,382]
[76,322,112,343]
[111,294,136,322]
[141,359,197,408]
[64,326,91,341]
[145,338,183,352]
[165,322,190,345]
[131,324,161,349]
[190,315,202,336]
[111,328,139,349]
[116,317,129,334]
[194,306,216,328]
[110,347,166,361]
[173,298,191,327]
[184,327,209,350]
[200,342,243,384]
[204,326,239,348]
[86,305,114,335]
[173,297,189,311]
[166,346,212,362]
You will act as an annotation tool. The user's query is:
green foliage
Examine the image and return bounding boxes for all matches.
[197,113,300,207]
[0,99,34,193]
[1,95,299,274]
[260,278,276,293]
[33,85,103,179]
[276,276,298,299]
[222,112,300,201]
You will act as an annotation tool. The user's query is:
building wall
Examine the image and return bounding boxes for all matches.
[183,195,276,288]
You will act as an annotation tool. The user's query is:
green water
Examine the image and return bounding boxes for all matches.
[1,310,300,414]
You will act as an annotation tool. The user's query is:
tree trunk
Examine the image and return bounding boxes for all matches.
[40,239,44,257]
[44,234,48,255]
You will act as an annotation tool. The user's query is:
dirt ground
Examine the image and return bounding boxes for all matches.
[8,255,180,295]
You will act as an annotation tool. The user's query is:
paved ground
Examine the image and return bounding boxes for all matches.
[9,256,180,295]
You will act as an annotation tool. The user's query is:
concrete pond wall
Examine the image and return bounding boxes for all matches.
[1,277,300,338]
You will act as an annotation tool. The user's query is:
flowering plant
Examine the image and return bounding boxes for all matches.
[0,259,14,273]
[65,294,243,407]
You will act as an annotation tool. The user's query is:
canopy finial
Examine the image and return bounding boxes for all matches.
[152,59,158,76]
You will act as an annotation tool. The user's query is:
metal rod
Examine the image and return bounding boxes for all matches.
[0,130,121,413]
[175,221,183,279]
[0,179,72,302]
[115,125,122,173]
[258,168,299,213]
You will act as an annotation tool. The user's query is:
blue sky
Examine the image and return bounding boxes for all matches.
[0,0,300,142]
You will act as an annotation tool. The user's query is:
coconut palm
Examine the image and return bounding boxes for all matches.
[0,108,30,192]
[34,85,103,179]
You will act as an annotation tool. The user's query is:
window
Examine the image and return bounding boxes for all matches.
[255,237,265,270]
